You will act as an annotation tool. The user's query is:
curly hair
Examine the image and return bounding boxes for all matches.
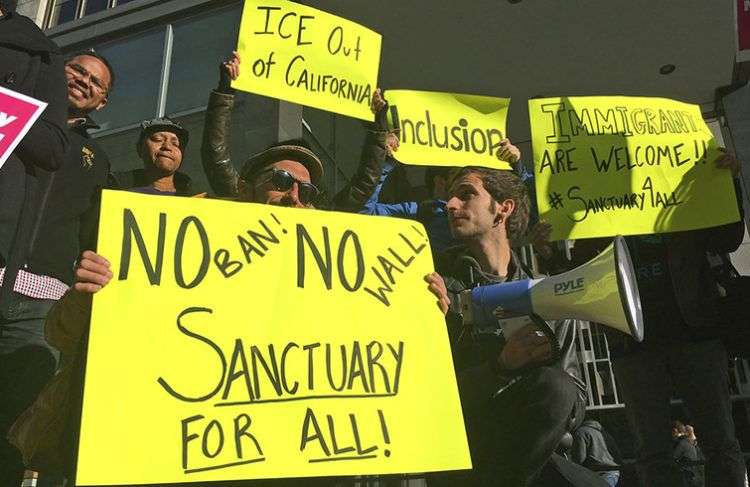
[452,166,530,242]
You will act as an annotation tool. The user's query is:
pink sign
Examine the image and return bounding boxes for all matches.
[739,0,750,52]
[0,86,47,170]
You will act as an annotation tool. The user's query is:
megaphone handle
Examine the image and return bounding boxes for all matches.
[525,313,562,366]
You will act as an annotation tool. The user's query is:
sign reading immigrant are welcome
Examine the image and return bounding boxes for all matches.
[386,89,511,169]
[0,86,47,170]
[76,191,470,486]
[529,96,740,241]
[234,0,381,121]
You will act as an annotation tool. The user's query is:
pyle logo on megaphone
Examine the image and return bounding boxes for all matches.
[553,277,585,296]
[459,236,644,342]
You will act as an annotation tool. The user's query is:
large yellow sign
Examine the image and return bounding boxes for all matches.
[76,191,470,485]
[386,89,512,169]
[234,0,381,121]
[529,96,740,240]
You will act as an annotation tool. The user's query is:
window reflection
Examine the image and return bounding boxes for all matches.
[47,0,79,27]
[83,0,109,16]
[165,5,242,115]
[47,0,138,28]
[91,28,165,131]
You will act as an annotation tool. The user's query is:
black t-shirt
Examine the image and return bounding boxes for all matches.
[627,235,686,344]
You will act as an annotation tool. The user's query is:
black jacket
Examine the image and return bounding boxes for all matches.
[27,119,109,286]
[437,246,586,397]
[109,168,194,196]
[571,419,620,472]
[0,12,70,312]
[200,90,387,209]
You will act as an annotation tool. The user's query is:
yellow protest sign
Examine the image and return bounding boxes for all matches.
[233,0,381,121]
[386,89,512,169]
[529,96,740,240]
[76,191,470,486]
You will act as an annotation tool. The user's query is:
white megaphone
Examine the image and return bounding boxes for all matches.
[458,236,644,341]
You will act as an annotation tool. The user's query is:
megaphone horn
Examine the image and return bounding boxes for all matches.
[458,236,644,342]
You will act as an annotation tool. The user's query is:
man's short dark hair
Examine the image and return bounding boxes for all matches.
[452,166,531,242]
[66,50,116,92]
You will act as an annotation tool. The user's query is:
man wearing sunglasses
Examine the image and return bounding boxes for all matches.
[202,51,387,211]
[236,141,324,208]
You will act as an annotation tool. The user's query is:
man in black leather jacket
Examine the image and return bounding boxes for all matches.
[200,52,387,210]
[426,166,587,486]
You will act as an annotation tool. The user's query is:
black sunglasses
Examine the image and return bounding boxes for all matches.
[260,169,320,206]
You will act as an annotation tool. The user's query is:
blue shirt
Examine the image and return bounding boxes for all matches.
[360,159,454,253]
[361,159,540,252]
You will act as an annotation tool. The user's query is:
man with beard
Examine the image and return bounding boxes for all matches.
[426,167,591,486]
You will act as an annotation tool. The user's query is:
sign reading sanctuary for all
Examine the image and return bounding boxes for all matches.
[529,96,740,240]
[386,89,512,169]
[234,0,381,121]
[76,191,470,486]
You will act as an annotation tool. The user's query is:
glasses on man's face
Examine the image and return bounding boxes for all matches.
[258,169,320,206]
[65,63,108,95]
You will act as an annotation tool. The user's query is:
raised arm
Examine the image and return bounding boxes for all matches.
[201,51,241,197]
[333,88,393,211]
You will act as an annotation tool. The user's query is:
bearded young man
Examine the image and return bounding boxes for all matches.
[426,167,589,486]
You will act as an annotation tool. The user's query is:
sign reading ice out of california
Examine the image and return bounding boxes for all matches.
[75,191,471,486]
[529,96,740,240]
[234,0,381,121]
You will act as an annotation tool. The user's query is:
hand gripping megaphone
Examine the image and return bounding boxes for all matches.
[458,236,644,341]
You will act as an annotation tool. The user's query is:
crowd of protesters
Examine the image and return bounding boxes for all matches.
[1,4,748,487]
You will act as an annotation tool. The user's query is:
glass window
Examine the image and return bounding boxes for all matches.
[83,0,110,16]
[165,4,242,115]
[91,27,166,132]
[47,0,139,29]
[48,0,80,27]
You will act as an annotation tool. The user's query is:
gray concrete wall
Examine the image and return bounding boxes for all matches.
[16,0,45,26]
[721,85,750,275]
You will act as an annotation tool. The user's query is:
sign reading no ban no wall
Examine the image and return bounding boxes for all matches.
[76,191,471,485]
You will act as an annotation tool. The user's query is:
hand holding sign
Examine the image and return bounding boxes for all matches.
[76,191,470,485]
[715,148,741,176]
[385,89,512,169]
[218,51,242,92]
[74,250,113,294]
[529,96,741,240]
